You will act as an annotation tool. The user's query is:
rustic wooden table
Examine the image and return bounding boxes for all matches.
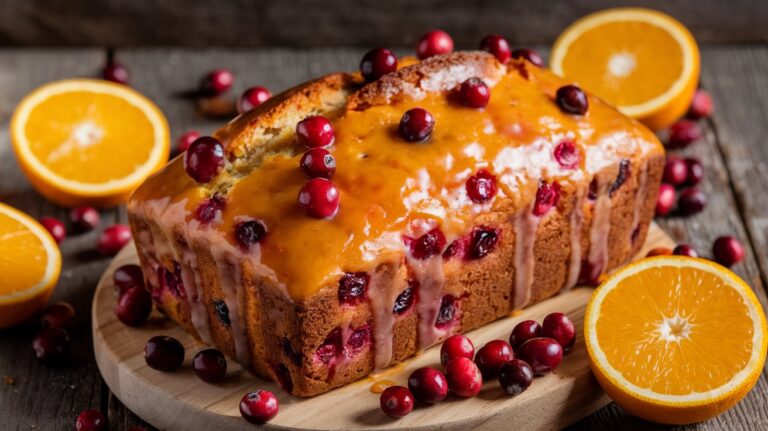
[1,46,767,430]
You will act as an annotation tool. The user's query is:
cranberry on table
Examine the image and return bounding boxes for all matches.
[662,157,688,186]
[655,184,676,217]
[115,286,152,327]
[498,359,534,396]
[542,312,576,351]
[677,188,707,216]
[184,136,225,183]
[32,328,70,365]
[409,228,446,260]
[440,334,475,366]
[556,85,589,115]
[298,178,340,219]
[475,339,514,377]
[510,319,542,350]
[554,140,580,169]
[238,86,271,114]
[300,148,336,178]
[102,62,129,85]
[479,34,511,63]
[511,48,544,67]
[445,357,483,397]
[199,68,234,96]
[70,206,100,232]
[360,47,398,82]
[398,107,435,142]
[673,244,699,258]
[380,385,415,418]
[40,302,75,330]
[516,337,563,375]
[234,219,267,250]
[407,367,448,404]
[688,89,714,119]
[144,335,185,371]
[646,247,673,257]
[75,409,107,431]
[113,264,145,293]
[240,389,279,424]
[416,30,454,59]
[668,119,702,148]
[176,130,200,153]
[458,77,491,108]
[98,224,132,256]
[712,236,745,267]
[40,217,66,244]
[296,115,335,148]
[193,348,228,383]
[684,157,704,186]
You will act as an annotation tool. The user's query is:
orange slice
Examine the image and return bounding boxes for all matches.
[11,79,170,207]
[550,8,700,131]
[0,202,62,328]
[585,256,767,424]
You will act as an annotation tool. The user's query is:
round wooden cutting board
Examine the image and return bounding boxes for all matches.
[92,224,674,431]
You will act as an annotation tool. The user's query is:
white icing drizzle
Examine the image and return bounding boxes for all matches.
[587,188,613,282]
[631,160,649,233]
[513,204,540,309]
[564,187,586,290]
[209,245,252,368]
[412,255,447,349]
[179,247,212,344]
[368,270,401,369]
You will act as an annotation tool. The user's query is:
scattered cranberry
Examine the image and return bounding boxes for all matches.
[678,188,707,216]
[646,247,673,257]
[458,77,490,108]
[556,85,589,115]
[194,195,226,224]
[510,320,542,350]
[542,313,576,351]
[440,334,475,366]
[240,390,279,424]
[712,236,745,267]
[688,89,714,119]
[668,120,702,148]
[684,158,704,186]
[655,184,676,217]
[70,207,100,232]
[193,348,228,383]
[176,130,200,153]
[517,337,563,375]
[32,328,70,365]
[380,386,414,418]
[338,272,369,305]
[662,157,688,186]
[533,179,561,216]
[445,357,483,397]
[40,217,66,244]
[40,302,75,330]
[398,107,435,142]
[184,136,225,183]
[199,69,234,96]
[467,227,499,260]
[393,285,415,315]
[475,340,514,377]
[554,140,580,169]
[498,359,534,396]
[465,169,497,203]
[300,148,336,178]
[416,30,454,59]
[511,48,544,67]
[75,409,107,431]
[115,286,152,327]
[98,224,132,256]
[409,228,446,260]
[435,295,458,328]
[113,264,145,293]
[479,34,511,63]
[144,335,185,371]
[298,178,340,219]
[360,48,398,82]
[296,115,335,148]
[234,219,267,250]
[673,244,699,258]
[102,62,129,85]
[408,367,448,404]
[238,86,271,114]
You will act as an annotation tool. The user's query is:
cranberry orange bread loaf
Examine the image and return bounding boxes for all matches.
[127,51,664,396]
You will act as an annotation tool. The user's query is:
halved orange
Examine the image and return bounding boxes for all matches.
[0,202,62,328]
[550,8,700,130]
[585,256,767,424]
[11,79,170,207]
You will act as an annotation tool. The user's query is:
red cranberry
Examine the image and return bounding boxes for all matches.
[199,69,234,96]
[542,312,576,351]
[668,120,702,148]
[297,115,335,148]
[511,48,544,67]
[510,320,542,351]
[467,227,499,260]
[688,89,714,119]
[32,328,70,365]
[240,390,279,424]
[314,328,341,364]
[646,247,673,257]
[712,236,745,267]
[360,48,398,82]
[408,367,449,404]
[338,272,369,305]
[393,284,415,315]
[75,409,107,431]
[234,219,267,250]
[300,148,336,178]
[655,184,676,217]
[466,169,497,203]
[298,178,340,219]
[458,77,491,108]
[144,335,185,371]
[479,34,511,63]
[673,244,699,258]
[345,324,371,355]
[380,386,414,418]
[684,158,704,186]
[40,302,75,330]
[440,334,475,366]
[517,337,563,375]
[554,140,580,169]
[213,299,230,326]
[678,188,707,216]
[398,107,435,142]
[533,179,561,216]
[609,159,631,197]
[159,262,186,298]
[184,136,225,183]
[193,348,228,383]
[102,62,129,85]
[70,207,100,232]
[498,359,534,396]
[588,177,599,200]
[114,264,144,293]
[194,195,226,224]
[416,30,454,59]
[409,228,446,260]
[176,130,200,153]
[115,286,152,327]
[435,295,457,328]
[556,85,589,115]
[475,339,514,377]
[445,357,483,397]
[238,86,271,114]
[662,157,688,186]
[98,224,132,256]
[40,217,66,244]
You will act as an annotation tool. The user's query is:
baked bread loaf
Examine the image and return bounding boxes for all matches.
[127,51,664,396]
